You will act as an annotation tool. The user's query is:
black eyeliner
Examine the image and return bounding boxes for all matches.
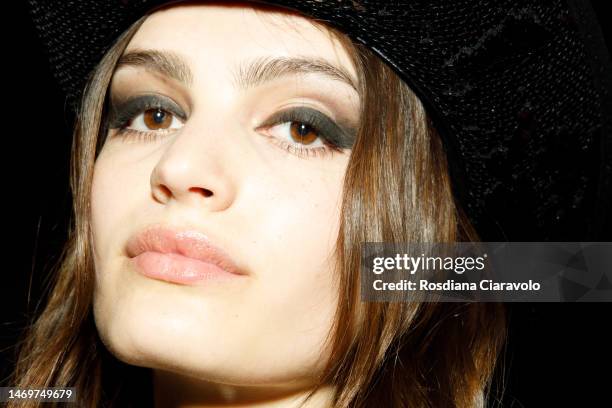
[107,93,186,129]
[259,107,357,149]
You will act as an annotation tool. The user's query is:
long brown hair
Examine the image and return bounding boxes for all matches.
[11,4,506,407]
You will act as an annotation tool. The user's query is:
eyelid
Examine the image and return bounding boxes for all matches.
[106,93,187,129]
[257,106,357,149]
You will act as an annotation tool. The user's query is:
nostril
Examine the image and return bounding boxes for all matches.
[189,187,213,197]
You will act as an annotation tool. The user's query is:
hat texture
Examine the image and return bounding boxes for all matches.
[27,0,612,240]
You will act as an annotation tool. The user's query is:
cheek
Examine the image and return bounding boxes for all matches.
[239,170,344,365]
[91,154,149,317]
[91,158,117,271]
[251,167,343,284]
[91,157,140,269]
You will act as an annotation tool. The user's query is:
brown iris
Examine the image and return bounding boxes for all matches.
[290,122,318,145]
[142,108,173,130]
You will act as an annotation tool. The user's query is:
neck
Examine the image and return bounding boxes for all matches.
[153,369,336,408]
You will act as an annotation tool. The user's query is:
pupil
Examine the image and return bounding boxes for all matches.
[153,109,165,123]
[297,123,309,136]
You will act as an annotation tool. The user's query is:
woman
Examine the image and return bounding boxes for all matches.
[14,0,611,407]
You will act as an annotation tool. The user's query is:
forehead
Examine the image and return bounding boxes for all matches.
[124,3,358,81]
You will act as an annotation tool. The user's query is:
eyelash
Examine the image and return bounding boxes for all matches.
[109,100,347,159]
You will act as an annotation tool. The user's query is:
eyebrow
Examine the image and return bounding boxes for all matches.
[115,49,359,93]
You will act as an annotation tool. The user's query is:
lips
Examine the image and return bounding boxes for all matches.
[126,224,246,283]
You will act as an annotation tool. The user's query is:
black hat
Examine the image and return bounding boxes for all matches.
[27,0,612,240]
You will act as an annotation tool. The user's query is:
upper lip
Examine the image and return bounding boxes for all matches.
[126,224,246,276]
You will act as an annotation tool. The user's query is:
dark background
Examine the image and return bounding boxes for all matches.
[2,1,611,406]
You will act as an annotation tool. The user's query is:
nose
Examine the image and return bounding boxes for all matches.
[149,116,238,212]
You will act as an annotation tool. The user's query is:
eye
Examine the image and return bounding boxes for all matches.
[267,121,326,147]
[256,107,357,158]
[106,94,186,139]
[127,108,183,133]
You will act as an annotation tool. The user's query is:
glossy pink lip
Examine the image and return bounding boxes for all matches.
[126,224,246,285]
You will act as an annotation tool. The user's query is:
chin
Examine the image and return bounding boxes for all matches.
[93,292,244,383]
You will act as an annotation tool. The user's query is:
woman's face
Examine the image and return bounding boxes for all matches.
[91,2,360,388]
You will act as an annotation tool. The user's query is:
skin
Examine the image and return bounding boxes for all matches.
[90,2,360,407]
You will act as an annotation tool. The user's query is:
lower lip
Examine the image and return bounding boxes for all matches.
[130,251,241,285]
